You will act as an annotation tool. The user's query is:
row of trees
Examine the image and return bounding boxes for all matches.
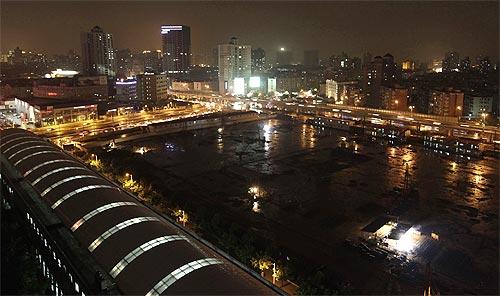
[85,149,350,294]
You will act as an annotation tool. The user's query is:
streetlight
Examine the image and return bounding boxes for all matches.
[125,173,133,182]
[91,153,98,162]
[481,112,488,123]
[272,263,276,285]
[481,112,488,135]
[409,105,415,115]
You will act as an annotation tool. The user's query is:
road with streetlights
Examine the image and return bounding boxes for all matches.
[170,91,500,142]
[32,104,213,144]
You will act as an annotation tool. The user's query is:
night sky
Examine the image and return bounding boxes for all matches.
[1,1,498,63]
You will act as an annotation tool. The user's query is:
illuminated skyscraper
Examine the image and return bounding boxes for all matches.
[362,53,398,107]
[251,48,266,74]
[161,25,191,75]
[81,26,116,77]
[143,50,163,73]
[442,51,460,72]
[218,37,251,94]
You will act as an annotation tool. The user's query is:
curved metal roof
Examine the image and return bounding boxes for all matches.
[0,128,278,295]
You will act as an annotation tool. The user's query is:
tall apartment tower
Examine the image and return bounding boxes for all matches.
[442,51,460,72]
[251,48,266,74]
[362,53,398,108]
[161,25,191,75]
[81,26,116,77]
[218,37,251,95]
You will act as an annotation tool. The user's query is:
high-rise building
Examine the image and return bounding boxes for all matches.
[477,56,492,74]
[325,80,357,104]
[142,50,163,73]
[303,50,319,67]
[442,51,460,72]
[460,56,471,72]
[429,88,464,116]
[362,54,398,108]
[81,26,116,77]
[362,52,372,66]
[430,59,443,72]
[51,50,81,72]
[276,48,293,66]
[218,37,251,94]
[115,78,137,102]
[116,49,134,78]
[136,73,168,101]
[381,86,409,111]
[251,48,266,74]
[464,94,493,118]
[32,76,108,100]
[161,25,191,75]
[401,60,415,71]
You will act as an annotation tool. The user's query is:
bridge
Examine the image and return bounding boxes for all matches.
[0,128,283,295]
[171,91,500,142]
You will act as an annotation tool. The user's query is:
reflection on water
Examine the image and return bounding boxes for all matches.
[127,119,497,231]
[217,127,224,152]
[300,123,316,149]
[123,119,497,291]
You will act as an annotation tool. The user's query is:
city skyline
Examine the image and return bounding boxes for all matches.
[1,2,498,295]
[1,1,499,63]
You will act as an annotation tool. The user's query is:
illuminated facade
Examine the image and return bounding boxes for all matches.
[81,26,116,77]
[429,88,464,116]
[442,51,460,72]
[193,81,217,93]
[251,48,266,74]
[325,80,357,103]
[464,95,493,118]
[143,50,163,73]
[401,60,415,71]
[161,25,191,74]
[267,78,277,93]
[14,98,98,126]
[381,86,409,111]
[362,54,398,108]
[136,73,168,101]
[218,37,251,94]
[32,76,108,100]
[115,79,137,102]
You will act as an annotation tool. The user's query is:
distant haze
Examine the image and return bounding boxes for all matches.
[1,1,498,63]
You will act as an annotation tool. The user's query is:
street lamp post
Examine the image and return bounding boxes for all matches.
[481,112,488,135]
[125,173,133,182]
[272,263,276,285]
[456,105,462,121]
[409,105,415,115]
